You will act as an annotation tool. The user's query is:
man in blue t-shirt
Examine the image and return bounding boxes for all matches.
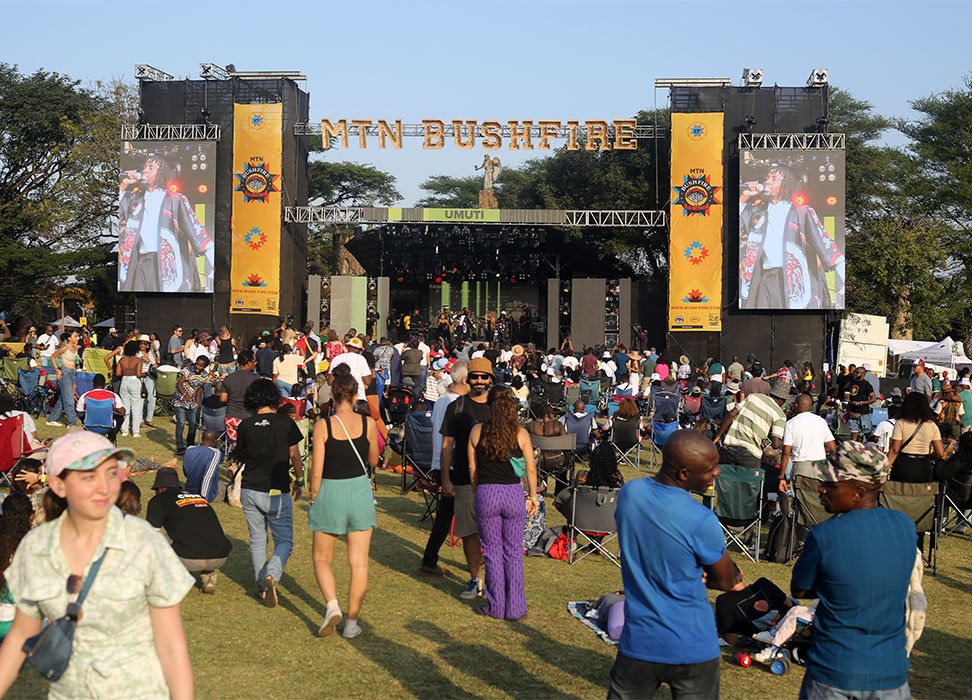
[791,441,915,699]
[609,431,735,699]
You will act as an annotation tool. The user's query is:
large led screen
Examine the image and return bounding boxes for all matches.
[738,149,845,310]
[117,141,216,293]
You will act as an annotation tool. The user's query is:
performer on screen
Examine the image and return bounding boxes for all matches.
[118,154,214,293]
[739,165,844,310]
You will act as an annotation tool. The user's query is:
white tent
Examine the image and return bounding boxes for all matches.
[93,317,114,328]
[47,315,81,328]
[896,336,972,372]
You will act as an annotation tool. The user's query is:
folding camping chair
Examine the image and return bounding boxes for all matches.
[648,419,680,468]
[564,383,581,408]
[17,368,48,417]
[400,410,440,521]
[700,395,727,424]
[880,480,940,574]
[0,414,26,488]
[713,464,765,563]
[564,411,595,461]
[154,369,179,416]
[579,379,601,414]
[530,432,576,494]
[0,358,28,398]
[610,416,642,470]
[544,380,566,412]
[871,405,889,426]
[567,485,621,567]
[786,475,835,560]
[650,390,682,423]
[682,394,702,424]
[81,397,120,444]
[385,385,416,428]
[74,371,97,400]
[939,471,972,537]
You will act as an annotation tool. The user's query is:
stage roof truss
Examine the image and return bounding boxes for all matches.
[294,122,665,140]
[738,133,845,150]
[285,206,666,228]
[122,124,221,141]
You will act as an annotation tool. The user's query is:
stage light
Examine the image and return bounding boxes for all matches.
[793,193,807,206]
[742,68,763,87]
[434,276,443,284]
[807,68,829,87]
[167,183,181,195]
[826,195,838,206]
[744,116,757,132]
[198,185,208,194]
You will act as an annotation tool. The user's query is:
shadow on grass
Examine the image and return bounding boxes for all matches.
[369,526,468,592]
[508,618,614,687]
[408,620,583,700]
[350,625,479,699]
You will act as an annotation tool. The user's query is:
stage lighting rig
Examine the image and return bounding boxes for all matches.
[200,63,231,80]
[134,64,175,82]
[816,115,830,133]
[806,68,829,87]
[742,68,763,87]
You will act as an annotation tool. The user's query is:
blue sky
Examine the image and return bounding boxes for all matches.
[4,0,969,206]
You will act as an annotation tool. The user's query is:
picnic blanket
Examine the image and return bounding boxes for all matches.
[567,601,616,646]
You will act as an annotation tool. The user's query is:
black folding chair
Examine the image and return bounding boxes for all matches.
[567,485,621,567]
[713,464,765,563]
[529,433,576,494]
[400,410,440,521]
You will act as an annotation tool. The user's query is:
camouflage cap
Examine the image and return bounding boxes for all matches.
[820,440,890,484]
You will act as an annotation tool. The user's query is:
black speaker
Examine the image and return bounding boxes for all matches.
[605,278,620,347]
[320,276,331,326]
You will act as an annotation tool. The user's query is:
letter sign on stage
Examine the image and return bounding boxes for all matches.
[423,119,445,149]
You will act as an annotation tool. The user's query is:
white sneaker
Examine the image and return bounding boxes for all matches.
[317,607,342,637]
[753,646,777,663]
[46,421,62,427]
[752,630,776,645]
[342,619,362,639]
[459,577,483,600]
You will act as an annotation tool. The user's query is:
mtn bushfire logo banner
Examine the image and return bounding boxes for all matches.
[231,103,282,315]
[669,113,723,331]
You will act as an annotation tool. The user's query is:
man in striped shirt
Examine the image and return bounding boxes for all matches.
[716,380,790,468]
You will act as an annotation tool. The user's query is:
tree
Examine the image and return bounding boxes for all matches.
[0,66,137,321]
[306,160,401,275]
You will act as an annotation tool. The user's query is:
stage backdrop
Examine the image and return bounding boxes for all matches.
[738,149,845,310]
[116,141,216,293]
[231,103,283,315]
[669,113,724,331]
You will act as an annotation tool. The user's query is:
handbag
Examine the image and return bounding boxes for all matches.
[226,459,245,508]
[510,454,527,479]
[22,550,107,681]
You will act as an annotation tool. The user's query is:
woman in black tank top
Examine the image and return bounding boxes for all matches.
[308,364,379,639]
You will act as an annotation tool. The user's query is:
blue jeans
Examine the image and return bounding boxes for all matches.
[47,367,77,426]
[240,488,294,587]
[276,380,293,398]
[848,413,872,435]
[174,405,198,451]
[142,375,156,423]
[799,674,910,700]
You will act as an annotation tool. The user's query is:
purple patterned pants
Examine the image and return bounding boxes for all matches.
[475,483,528,620]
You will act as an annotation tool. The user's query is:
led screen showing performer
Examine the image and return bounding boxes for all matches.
[738,149,845,310]
[117,141,216,293]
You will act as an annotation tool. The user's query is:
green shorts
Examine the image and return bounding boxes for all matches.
[309,475,376,534]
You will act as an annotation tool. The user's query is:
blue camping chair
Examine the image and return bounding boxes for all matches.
[564,411,596,459]
[579,379,601,414]
[82,397,119,443]
[648,419,680,468]
[400,410,439,521]
[17,368,48,417]
[74,371,97,400]
[650,391,682,423]
[871,406,889,426]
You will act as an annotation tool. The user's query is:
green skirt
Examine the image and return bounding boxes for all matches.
[309,475,376,534]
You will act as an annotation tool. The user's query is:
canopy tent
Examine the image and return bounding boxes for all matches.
[894,336,972,373]
[93,317,114,328]
[887,339,933,357]
[47,315,81,328]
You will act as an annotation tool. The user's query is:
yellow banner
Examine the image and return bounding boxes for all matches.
[231,104,283,315]
[669,113,723,331]
[421,208,500,223]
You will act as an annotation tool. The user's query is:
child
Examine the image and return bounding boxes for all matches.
[751,600,819,662]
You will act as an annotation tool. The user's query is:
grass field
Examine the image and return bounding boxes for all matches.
[9,420,972,699]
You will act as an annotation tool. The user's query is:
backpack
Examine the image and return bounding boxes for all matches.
[763,513,792,563]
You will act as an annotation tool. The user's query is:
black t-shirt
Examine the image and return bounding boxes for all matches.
[475,445,523,485]
[221,369,259,419]
[146,489,232,560]
[236,413,303,492]
[847,378,874,413]
[441,395,491,485]
[483,348,500,366]
[362,350,377,396]
[256,346,277,377]
[715,577,789,636]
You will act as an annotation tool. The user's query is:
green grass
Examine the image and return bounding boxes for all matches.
[9,421,972,699]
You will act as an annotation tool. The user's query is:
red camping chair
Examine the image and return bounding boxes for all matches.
[0,414,28,488]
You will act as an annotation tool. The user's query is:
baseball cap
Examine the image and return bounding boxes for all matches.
[45,432,134,479]
[820,441,890,484]
[690,386,702,396]
[467,357,494,378]
[347,337,364,350]
[890,387,903,397]
[151,467,181,490]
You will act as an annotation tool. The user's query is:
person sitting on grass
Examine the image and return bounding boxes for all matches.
[715,562,792,645]
[147,467,233,595]
[75,373,125,442]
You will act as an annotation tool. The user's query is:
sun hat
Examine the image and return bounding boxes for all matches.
[511,344,524,357]
[650,372,661,382]
[679,355,690,366]
[346,337,365,350]
[45,432,134,479]
[432,357,449,371]
[151,467,181,490]
[109,327,117,334]
[467,357,495,378]
[820,441,890,484]
[725,379,741,394]
[138,334,151,343]
[769,380,792,401]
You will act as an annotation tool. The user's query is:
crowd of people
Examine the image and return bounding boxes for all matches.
[0,311,966,698]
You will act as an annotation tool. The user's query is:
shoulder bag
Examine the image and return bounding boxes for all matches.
[891,421,933,484]
[22,549,107,681]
